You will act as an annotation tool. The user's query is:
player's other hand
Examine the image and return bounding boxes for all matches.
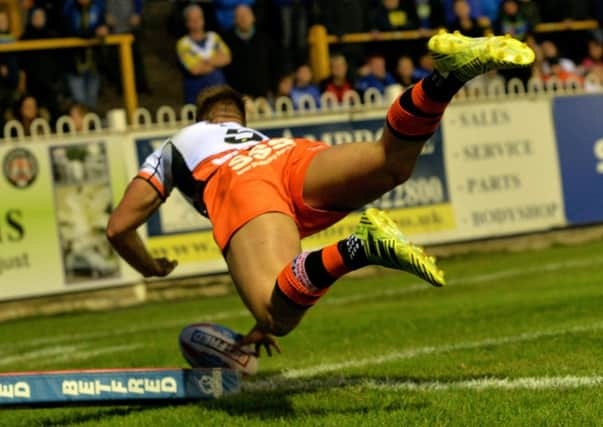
[146,257,178,277]
[240,325,281,357]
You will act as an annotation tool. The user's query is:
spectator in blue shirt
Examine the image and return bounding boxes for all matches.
[291,64,321,109]
[443,0,502,26]
[413,51,434,80]
[356,54,397,96]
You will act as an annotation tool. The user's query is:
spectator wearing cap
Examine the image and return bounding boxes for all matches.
[176,4,231,104]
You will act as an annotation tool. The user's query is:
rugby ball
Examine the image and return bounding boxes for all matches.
[179,323,258,376]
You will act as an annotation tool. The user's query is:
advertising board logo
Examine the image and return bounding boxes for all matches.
[3,148,38,188]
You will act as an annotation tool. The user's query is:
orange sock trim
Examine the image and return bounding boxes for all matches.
[386,101,442,137]
[321,243,351,278]
[411,80,449,115]
[276,260,328,307]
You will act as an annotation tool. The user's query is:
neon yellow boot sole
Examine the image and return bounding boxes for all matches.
[428,30,535,82]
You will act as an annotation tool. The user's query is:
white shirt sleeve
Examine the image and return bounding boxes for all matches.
[136,140,174,200]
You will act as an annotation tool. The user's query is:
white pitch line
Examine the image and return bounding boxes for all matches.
[325,256,603,307]
[366,375,603,391]
[259,321,603,381]
[244,375,603,393]
[5,255,603,350]
[13,309,250,348]
[0,345,84,367]
[34,344,144,367]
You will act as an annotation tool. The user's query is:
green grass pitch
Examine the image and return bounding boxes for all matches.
[1,240,603,426]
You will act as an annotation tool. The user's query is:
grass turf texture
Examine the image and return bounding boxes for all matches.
[1,240,603,426]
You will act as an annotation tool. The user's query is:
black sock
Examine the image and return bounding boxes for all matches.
[422,70,466,102]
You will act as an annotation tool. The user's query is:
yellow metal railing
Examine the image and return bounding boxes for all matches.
[309,19,600,82]
[0,34,137,122]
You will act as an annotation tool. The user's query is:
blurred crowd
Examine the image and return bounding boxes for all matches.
[0,0,148,133]
[172,0,603,110]
[1,0,603,134]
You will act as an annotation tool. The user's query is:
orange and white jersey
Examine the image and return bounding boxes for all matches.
[137,121,267,215]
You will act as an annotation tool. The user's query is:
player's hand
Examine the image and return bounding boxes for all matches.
[239,325,281,357]
[147,257,177,277]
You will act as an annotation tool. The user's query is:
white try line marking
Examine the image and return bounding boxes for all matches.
[245,321,603,388]
[0,345,83,367]
[34,344,144,368]
[244,375,603,393]
[324,256,603,306]
[0,343,143,368]
[5,255,603,350]
[10,309,250,349]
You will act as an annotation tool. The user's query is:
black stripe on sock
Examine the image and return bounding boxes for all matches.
[399,88,443,118]
[304,250,336,289]
[385,119,435,142]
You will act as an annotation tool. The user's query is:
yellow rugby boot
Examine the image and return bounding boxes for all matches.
[428,30,535,82]
[353,208,445,287]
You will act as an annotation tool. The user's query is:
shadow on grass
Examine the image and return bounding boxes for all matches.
[6,406,157,427]
[200,373,485,420]
[7,373,499,425]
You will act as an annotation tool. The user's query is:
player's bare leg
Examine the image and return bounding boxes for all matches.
[225,212,307,337]
[305,32,535,210]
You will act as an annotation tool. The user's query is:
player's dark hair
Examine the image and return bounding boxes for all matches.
[196,85,246,124]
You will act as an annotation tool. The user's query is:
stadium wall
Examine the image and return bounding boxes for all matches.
[1,86,603,303]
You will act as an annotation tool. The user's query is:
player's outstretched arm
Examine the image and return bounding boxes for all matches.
[106,179,177,277]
